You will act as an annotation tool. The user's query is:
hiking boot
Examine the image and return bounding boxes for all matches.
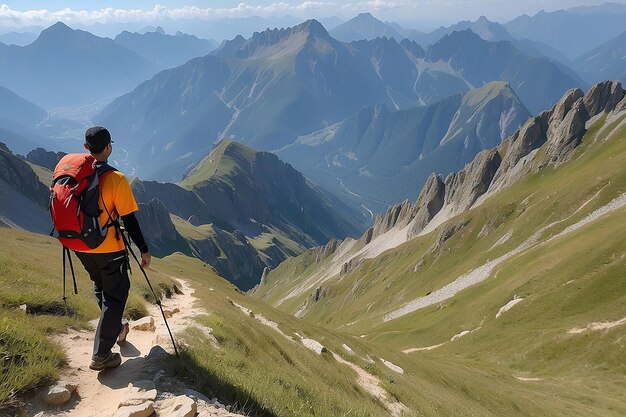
[89,352,121,371]
[117,320,129,345]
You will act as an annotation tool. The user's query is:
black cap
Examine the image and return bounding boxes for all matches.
[85,126,113,153]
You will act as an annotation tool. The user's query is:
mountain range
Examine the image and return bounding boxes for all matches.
[276,81,530,214]
[131,140,363,289]
[96,19,582,184]
[572,30,626,85]
[504,3,626,58]
[330,12,405,42]
[248,81,626,416]
[0,22,159,108]
[113,27,218,70]
[256,79,626,316]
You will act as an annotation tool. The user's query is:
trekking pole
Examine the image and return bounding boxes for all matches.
[120,231,179,357]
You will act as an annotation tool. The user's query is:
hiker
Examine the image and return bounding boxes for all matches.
[73,126,151,371]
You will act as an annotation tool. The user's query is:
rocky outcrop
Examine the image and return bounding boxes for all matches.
[0,144,49,207]
[132,180,210,225]
[259,267,270,286]
[0,142,51,233]
[341,258,362,275]
[25,147,66,171]
[190,226,266,291]
[433,219,470,250]
[314,238,340,263]
[443,148,502,212]
[371,199,414,238]
[583,81,625,117]
[490,115,548,189]
[135,199,179,242]
[408,173,445,238]
[545,97,588,163]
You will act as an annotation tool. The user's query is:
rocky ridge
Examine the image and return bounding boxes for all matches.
[274,81,626,310]
[0,142,51,233]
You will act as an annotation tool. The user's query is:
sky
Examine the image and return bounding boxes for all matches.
[0,1,624,31]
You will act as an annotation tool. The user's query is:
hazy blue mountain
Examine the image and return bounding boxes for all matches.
[407,16,572,68]
[97,20,581,181]
[0,85,47,127]
[114,27,218,69]
[330,12,405,42]
[276,82,530,214]
[573,31,626,84]
[410,15,514,46]
[0,86,52,154]
[0,22,159,108]
[0,31,38,46]
[504,6,626,58]
[427,30,583,114]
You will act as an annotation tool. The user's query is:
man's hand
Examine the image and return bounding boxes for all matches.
[141,252,152,268]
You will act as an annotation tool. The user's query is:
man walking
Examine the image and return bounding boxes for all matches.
[74,126,151,371]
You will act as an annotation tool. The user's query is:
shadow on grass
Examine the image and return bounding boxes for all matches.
[169,350,279,417]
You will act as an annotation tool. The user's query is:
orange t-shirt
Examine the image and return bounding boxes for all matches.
[79,170,139,253]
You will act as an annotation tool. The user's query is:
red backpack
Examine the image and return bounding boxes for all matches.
[50,154,116,251]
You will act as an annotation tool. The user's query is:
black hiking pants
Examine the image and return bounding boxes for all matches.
[74,250,130,358]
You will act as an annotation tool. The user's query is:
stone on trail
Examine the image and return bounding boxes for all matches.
[43,381,77,405]
[164,307,180,318]
[158,395,197,417]
[118,387,157,407]
[115,401,155,417]
[132,316,156,331]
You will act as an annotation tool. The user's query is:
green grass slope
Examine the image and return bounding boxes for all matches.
[254,111,626,415]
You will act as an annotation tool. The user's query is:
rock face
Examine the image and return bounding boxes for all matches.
[583,81,625,117]
[25,148,66,171]
[306,235,342,263]
[372,200,414,238]
[545,98,588,162]
[0,144,49,207]
[443,148,502,212]
[0,142,51,233]
[408,173,445,237]
[135,199,178,243]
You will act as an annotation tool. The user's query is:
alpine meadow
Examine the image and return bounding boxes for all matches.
[0,2,624,417]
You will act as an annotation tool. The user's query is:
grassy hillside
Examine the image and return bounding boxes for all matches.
[254,111,626,415]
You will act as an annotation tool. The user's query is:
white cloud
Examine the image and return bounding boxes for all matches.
[0,3,348,26]
[0,1,616,28]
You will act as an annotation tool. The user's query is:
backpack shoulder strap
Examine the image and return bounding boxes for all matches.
[96,162,117,177]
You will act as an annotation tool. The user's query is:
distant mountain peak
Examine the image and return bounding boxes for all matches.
[356,12,376,19]
[38,21,74,39]
[294,19,330,38]
[216,19,331,59]
[34,21,84,44]
[47,21,72,32]
[155,26,165,35]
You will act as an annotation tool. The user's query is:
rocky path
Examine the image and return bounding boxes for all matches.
[26,278,245,417]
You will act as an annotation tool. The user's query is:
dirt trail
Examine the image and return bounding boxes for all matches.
[26,278,244,417]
